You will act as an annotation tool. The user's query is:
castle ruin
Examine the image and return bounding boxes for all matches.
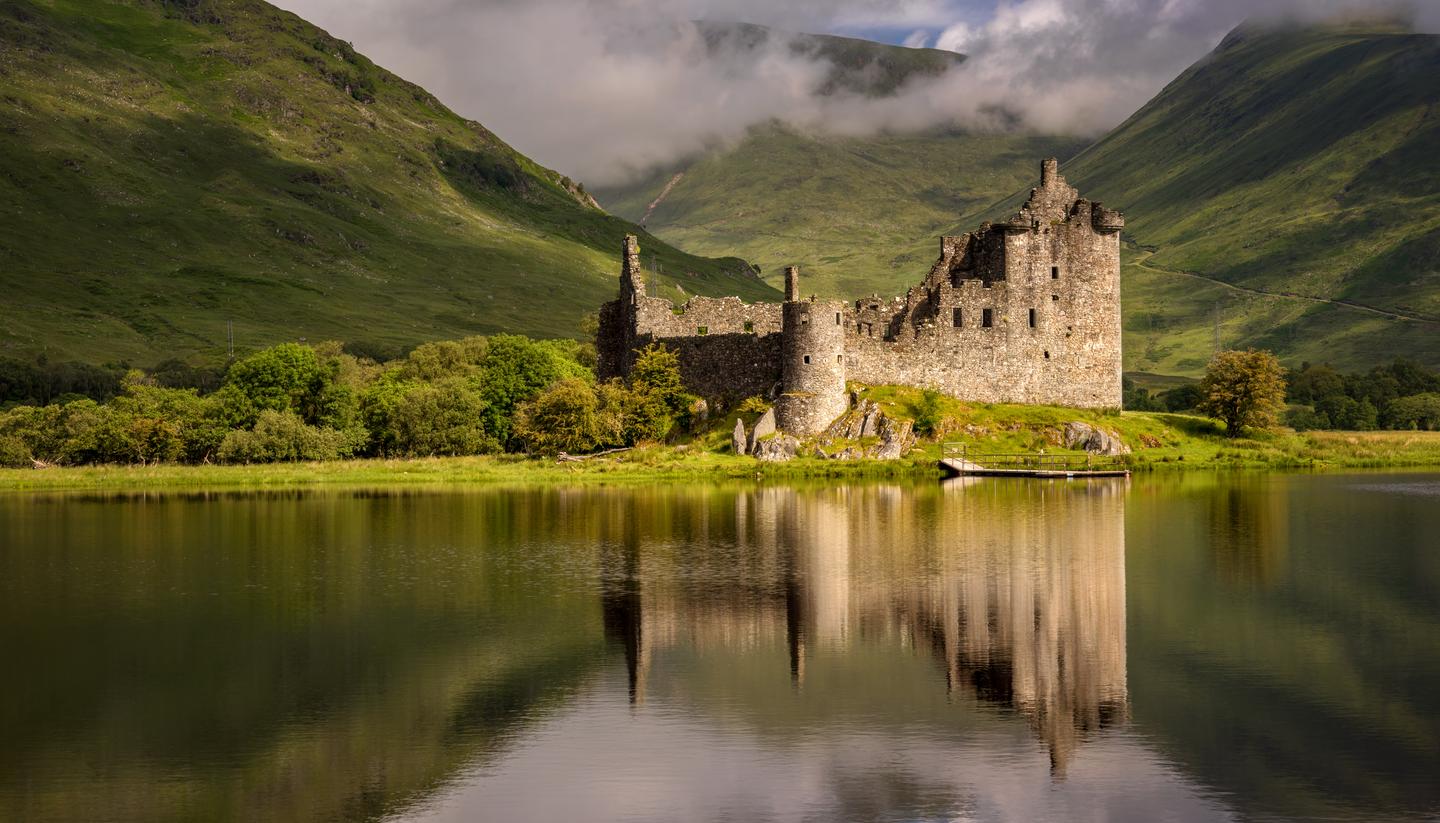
[596,159,1124,434]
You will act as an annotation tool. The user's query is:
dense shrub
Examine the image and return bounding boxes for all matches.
[912,389,945,437]
[0,434,31,468]
[217,410,357,464]
[514,378,602,455]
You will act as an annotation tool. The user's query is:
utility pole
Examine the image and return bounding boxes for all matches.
[227,320,234,360]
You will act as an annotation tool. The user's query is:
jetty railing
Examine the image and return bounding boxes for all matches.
[941,444,1129,472]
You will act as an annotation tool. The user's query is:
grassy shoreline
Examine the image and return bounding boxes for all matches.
[3,425,1439,493]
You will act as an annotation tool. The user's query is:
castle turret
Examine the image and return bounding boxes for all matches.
[1041,157,1060,187]
[776,268,849,435]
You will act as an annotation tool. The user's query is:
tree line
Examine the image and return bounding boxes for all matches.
[0,337,696,468]
[1125,356,1440,433]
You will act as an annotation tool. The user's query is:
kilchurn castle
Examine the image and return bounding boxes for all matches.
[597,159,1124,435]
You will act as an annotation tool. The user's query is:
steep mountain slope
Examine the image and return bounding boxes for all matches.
[597,125,1085,299]
[593,27,1085,299]
[1052,22,1440,374]
[0,0,775,365]
[695,21,966,97]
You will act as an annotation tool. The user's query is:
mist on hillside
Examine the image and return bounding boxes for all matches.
[277,0,1437,186]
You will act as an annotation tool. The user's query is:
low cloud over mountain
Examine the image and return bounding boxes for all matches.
[276,0,1438,185]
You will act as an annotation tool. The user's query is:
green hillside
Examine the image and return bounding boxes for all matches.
[1052,22,1440,375]
[695,21,967,97]
[605,21,1440,375]
[0,0,777,366]
[595,125,1084,298]
[593,24,1083,299]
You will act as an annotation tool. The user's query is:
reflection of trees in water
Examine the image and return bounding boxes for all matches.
[1205,483,1290,584]
[0,490,606,823]
[597,480,1129,774]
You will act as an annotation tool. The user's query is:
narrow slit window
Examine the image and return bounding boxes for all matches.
[982,309,994,328]
[803,355,811,364]
[837,354,843,365]
[1029,308,1037,328]
[1051,266,1060,280]
[953,307,963,328]
[835,312,842,325]
[1044,350,1051,360]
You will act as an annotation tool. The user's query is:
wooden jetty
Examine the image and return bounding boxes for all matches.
[939,444,1130,479]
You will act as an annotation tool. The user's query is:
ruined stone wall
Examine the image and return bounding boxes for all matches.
[596,158,1123,424]
[843,164,1123,409]
[597,233,786,400]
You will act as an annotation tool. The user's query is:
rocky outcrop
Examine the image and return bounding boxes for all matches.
[752,434,800,462]
[874,416,914,460]
[815,400,916,461]
[747,408,776,454]
[1063,422,1131,456]
[732,418,749,455]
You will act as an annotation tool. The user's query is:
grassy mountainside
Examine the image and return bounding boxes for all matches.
[1053,22,1440,374]
[695,21,966,97]
[593,24,1084,299]
[0,0,777,366]
[595,125,1084,298]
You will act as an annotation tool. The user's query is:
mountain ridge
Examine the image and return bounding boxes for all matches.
[0,0,779,366]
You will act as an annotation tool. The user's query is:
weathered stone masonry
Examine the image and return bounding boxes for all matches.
[597,159,1124,435]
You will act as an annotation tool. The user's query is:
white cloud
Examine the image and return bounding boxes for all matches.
[272,0,1438,186]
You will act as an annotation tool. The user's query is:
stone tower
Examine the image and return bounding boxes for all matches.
[775,267,849,435]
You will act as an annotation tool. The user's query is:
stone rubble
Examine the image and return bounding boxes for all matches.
[1063,421,1131,456]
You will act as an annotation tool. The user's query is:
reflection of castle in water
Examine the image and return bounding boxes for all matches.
[600,481,1128,774]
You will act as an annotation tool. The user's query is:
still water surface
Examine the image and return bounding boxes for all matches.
[2,473,1439,822]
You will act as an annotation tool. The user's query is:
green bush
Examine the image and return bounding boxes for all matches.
[514,378,602,455]
[217,410,357,464]
[0,434,31,468]
[912,389,945,438]
[363,377,495,457]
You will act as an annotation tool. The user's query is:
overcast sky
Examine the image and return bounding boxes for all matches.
[272,0,1436,186]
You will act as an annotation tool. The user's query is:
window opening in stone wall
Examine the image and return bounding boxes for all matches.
[743,321,754,333]
[1044,350,1051,359]
[837,354,843,365]
[982,309,994,328]
[803,355,811,364]
[953,307,963,328]
[1051,266,1060,279]
[698,326,708,335]
[982,280,991,289]
[1029,308,1037,328]
[835,312,841,325]
[1052,294,1060,302]
[865,323,873,337]
[801,314,809,326]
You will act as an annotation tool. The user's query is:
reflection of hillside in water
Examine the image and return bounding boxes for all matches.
[601,479,1128,772]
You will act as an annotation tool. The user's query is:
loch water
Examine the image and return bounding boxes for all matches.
[2,473,1438,822]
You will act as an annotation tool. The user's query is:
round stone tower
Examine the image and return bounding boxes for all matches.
[776,267,850,436]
